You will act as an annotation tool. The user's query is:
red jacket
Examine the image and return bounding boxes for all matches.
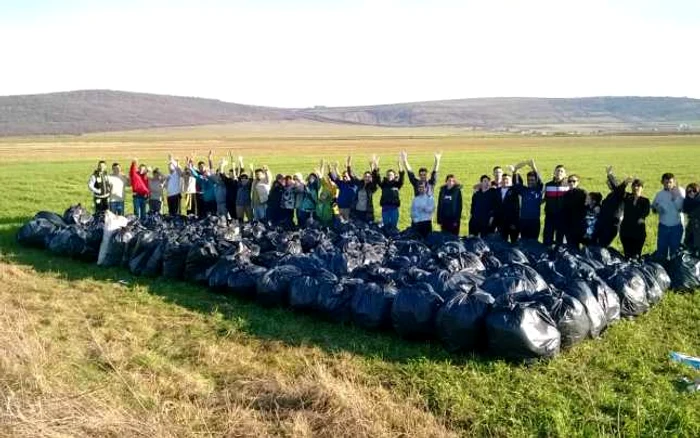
[130,162,150,197]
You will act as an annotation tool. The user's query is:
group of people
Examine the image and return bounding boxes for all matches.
[88,151,700,261]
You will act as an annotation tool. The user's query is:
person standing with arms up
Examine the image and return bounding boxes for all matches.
[594,166,625,247]
[543,165,569,245]
[512,159,543,240]
[652,172,685,261]
[619,178,651,259]
[402,151,441,197]
[376,153,405,231]
[107,162,129,216]
[88,160,112,214]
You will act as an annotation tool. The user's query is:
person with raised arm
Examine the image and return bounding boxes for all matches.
[512,159,544,241]
[251,161,272,222]
[652,172,685,261]
[219,151,240,220]
[107,162,129,216]
[593,166,625,247]
[88,160,112,214]
[543,164,569,245]
[403,150,441,197]
[187,151,218,217]
[129,158,150,220]
[376,153,406,231]
[235,156,253,222]
[437,174,463,236]
[350,155,379,223]
[316,160,338,226]
[329,156,358,221]
[165,155,183,216]
[298,171,320,227]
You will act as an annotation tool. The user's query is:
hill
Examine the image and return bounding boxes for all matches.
[1,90,699,136]
[0,90,295,136]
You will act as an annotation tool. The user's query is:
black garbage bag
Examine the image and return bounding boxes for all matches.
[425,231,460,249]
[635,263,664,305]
[531,292,590,349]
[300,229,325,252]
[495,247,529,265]
[47,225,87,258]
[17,218,57,248]
[498,264,550,293]
[642,260,671,291]
[587,276,621,325]
[290,276,321,311]
[184,241,219,284]
[427,270,479,301]
[350,282,398,330]
[481,253,503,272]
[604,266,649,317]
[533,260,568,289]
[162,238,192,279]
[277,254,325,275]
[63,204,92,226]
[435,290,494,352]
[102,226,135,267]
[555,254,597,281]
[462,237,490,256]
[207,256,242,290]
[256,265,302,307]
[252,251,286,269]
[386,255,413,272]
[128,232,158,276]
[582,246,617,267]
[564,279,607,338]
[481,275,536,298]
[314,248,352,276]
[459,253,487,274]
[391,282,444,339]
[34,211,66,227]
[78,221,104,262]
[316,276,353,323]
[667,251,700,292]
[485,296,561,360]
[352,264,396,285]
[226,265,266,299]
[141,239,165,277]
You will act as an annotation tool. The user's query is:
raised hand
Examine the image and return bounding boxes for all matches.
[208,150,214,160]
[435,151,442,161]
[346,155,352,167]
[507,164,516,173]
[606,165,613,175]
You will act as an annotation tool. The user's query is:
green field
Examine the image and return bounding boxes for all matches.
[1,127,699,437]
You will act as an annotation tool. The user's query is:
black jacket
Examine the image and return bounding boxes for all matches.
[351,169,378,213]
[544,179,569,215]
[598,174,625,227]
[493,186,520,227]
[620,194,651,237]
[376,171,405,207]
[563,187,588,225]
[437,184,463,223]
[470,189,494,226]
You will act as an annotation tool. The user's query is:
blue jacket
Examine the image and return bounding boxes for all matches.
[330,171,357,209]
[190,167,217,203]
[514,173,544,220]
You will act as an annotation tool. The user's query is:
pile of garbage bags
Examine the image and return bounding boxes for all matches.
[17,204,700,361]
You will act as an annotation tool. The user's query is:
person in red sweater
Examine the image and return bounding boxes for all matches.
[130,159,150,219]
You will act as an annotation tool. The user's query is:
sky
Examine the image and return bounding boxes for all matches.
[1,0,699,107]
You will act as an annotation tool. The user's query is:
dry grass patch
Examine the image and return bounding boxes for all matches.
[0,262,454,437]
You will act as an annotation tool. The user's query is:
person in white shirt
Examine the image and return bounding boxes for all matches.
[106,162,129,215]
[411,182,435,237]
[165,155,183,216]
[652,172,685,260]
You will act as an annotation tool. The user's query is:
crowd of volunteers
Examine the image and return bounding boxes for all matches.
[88,150,700,261]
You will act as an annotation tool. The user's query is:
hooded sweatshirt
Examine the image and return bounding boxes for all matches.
[376,170,405,208]
[330,169,357,209]
[437,184,463,223]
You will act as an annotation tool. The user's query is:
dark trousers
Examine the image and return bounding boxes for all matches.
[196,194,205,218]
[621,231,646,259]
[565,222,584,249]
[351,209,374,223]
[94,197,109,213]
[413,220,433,237]
[167,194,181,216]
[543,213,566,246]
[469,218,491,237]
[499,222,519,244]
[297,209,312,227]
[202,200,217,217]
[149,199,162,215]
[594,219,619,248]
[440,220,461,236]
[519,218,541,241]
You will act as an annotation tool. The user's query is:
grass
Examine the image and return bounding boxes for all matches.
[1,127,699,436]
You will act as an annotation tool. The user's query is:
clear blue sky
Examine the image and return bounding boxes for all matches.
[1,0,698,107]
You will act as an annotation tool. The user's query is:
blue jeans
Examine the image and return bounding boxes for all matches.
[109,201,125,216]
[133,195,147,220]
[656,223,683,260]
[382,207,399,230]
[254,204,267,222]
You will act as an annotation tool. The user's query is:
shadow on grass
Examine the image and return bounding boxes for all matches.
[0,226,485,366]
